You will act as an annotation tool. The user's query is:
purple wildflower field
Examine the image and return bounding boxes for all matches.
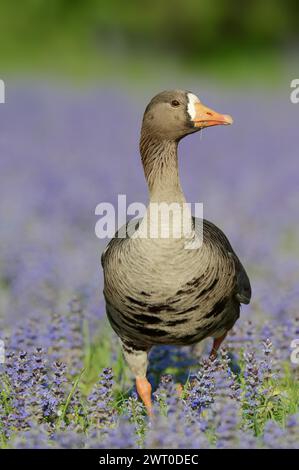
[0,82,298,448]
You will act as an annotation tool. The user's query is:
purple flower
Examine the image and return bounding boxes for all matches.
[186,357,218,414]
[41,360,67,421]
[88,367,115,428]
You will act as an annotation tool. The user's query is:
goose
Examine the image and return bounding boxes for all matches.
[101,90,251,414]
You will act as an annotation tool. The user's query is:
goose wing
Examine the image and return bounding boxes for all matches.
[196,218,251,305]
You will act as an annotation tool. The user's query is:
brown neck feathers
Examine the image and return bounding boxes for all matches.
[139,130,185,203]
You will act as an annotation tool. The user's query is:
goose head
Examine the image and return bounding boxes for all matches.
[142,89,233,141]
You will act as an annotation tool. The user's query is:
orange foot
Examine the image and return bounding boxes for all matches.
[176,383,183,397]
[136,376,153,416]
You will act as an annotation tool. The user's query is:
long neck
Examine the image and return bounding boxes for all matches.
[140,130,186,204]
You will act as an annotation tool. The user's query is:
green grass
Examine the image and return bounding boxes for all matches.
[80,320,130,397]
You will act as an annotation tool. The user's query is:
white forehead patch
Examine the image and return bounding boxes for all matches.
[187,93,200,119]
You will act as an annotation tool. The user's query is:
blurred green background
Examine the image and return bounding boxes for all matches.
[0,0,298,83]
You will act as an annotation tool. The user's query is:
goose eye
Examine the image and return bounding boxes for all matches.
[171,99,180,107]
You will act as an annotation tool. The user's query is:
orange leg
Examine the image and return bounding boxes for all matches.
[209,332,227,359]
[176,383,183,397]
[136,376,153,416]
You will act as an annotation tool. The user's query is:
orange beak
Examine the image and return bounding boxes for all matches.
[192,102,233,128]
